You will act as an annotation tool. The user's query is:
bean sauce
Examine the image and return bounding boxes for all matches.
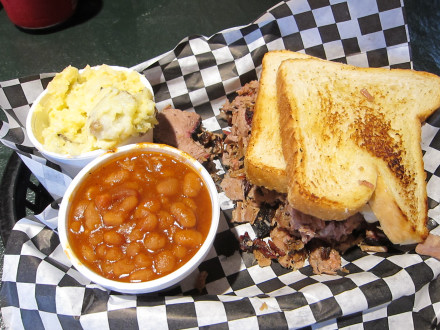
[68,150,212,282]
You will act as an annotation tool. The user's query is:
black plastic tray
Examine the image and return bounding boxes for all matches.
[0,153,54,244]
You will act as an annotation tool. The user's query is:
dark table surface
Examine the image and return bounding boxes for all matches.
[0,0,439,327]
[1,0,439,80]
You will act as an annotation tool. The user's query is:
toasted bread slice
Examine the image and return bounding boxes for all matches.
[245,50,314,193]
[276,58,440,244]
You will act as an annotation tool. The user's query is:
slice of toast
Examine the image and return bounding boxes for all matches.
[245,50,314,193]
[276,58,440,244]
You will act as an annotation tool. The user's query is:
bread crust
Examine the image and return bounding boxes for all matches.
[245,50,313,193]
[369,175,428,244]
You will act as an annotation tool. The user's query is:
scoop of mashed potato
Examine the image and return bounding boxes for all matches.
[33,65,157,155]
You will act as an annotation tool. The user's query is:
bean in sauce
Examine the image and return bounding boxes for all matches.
[67,150,212,282]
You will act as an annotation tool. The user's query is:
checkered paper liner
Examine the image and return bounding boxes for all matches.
[2,0,440,329]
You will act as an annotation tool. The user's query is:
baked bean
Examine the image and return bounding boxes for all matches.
[138,213,158,232]
[170,202,196,228]
[128,228,144,242]
[143,232,167,251]
[145,198,162,212]
[117,195,139,214]
[183,172,202,197]
[70,220,82,233]
[84,202,101,230]
[182,197,197,211]
[172,244,188,259]
[101,261,113,275]
[134,253,153,268]
[125,241,142,257]
[89,230,104,246]
[129,269,155,282]
[96,244,107,258]
[81,244,97,262]
[103,230,124,245]
[156,177,179,196]
[102,210,125,226]
[157,210,175,230]
[72,200,88,220]
[134,198,161,216]
[174,229,203,248]
[112,187,138,199]
[154,250,176,275]
[133,206,148,219]
[106,246,124,261]
[104,169,130,184]
[112,257,136,277]
[94,193,112,211]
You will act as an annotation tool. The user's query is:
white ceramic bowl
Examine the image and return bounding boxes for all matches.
[58,142,220,294]
[26,65,155,178]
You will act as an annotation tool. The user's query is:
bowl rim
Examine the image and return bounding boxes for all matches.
[58,142,220,294]
[25,65,155,161]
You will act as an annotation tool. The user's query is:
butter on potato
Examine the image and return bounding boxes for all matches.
[33,65,157,156]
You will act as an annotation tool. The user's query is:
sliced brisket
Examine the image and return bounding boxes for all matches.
[154,106,222,163]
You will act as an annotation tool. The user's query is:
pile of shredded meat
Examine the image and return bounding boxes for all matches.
[219,81,391,275]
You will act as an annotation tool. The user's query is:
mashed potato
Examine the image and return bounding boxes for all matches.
[33,65,157,155]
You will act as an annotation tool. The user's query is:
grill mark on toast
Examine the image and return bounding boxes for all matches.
[352,111,406,184]
[350,108,417,221]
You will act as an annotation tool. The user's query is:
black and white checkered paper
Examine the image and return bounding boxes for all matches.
[2,1,440,329]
